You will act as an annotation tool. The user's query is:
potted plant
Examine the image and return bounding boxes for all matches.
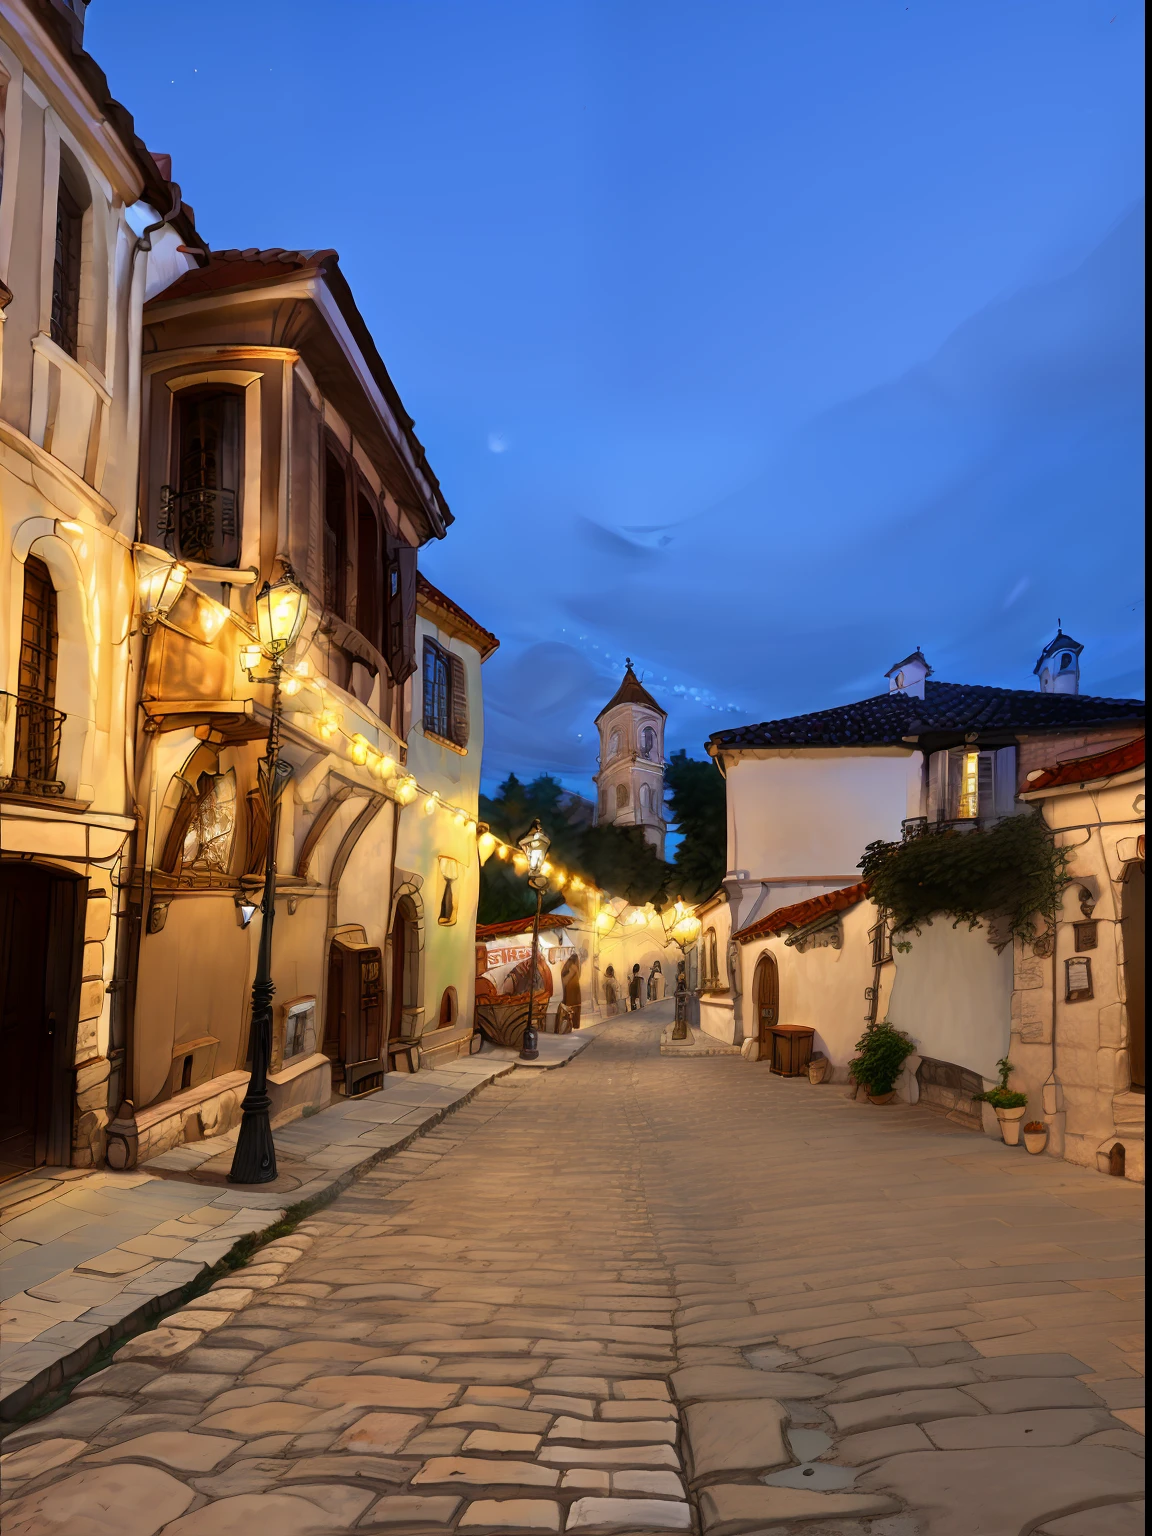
[849,1022,915,1105]
[976,1057,1028,1145]
[1023,1121,1048,1155]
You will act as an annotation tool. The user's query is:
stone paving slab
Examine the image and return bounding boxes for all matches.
[2,1006,1143,1535]
[0,1054,520,1419]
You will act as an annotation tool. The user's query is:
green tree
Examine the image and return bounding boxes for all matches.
[477,773,672,924]
[665,750,726,901]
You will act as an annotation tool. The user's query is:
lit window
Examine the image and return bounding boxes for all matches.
[957,750,980,820]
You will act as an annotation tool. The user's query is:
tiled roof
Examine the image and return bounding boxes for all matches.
[149,247,333,302]
[710,680,1145,752]
[1024,736,1145,792]
[595,662,666,723]
[476,914,573,941]
[417,575,500,660]
[735,882,871,945]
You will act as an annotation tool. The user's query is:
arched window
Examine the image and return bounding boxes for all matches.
[638,784,650,813]
[707,929,719,988]
[640,726,657,760]
[608,730,621,760]
[438,987,458,1027]
[615,783,628,809]
[357,496,381,646]
[172,389,242,565]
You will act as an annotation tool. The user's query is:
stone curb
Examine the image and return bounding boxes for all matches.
[0,1060,519,1424]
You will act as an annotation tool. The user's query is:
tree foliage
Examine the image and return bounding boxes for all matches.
[665,750,726,902]
[477,773,672,925]
[858,810,1069,949]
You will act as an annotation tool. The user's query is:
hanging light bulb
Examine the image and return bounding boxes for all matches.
[349,734,370,765]
[424,792,439,815]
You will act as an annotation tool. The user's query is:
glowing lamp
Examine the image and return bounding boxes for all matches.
[239,643,264,676]
[349,734,370,765]
[281,676,301,697]
[380,756,397,778]
[424,793,439,815]
[135,545,188,627]
[596,909,614,932]
[518,819,551,878]
[255,570,308,656]
[477,829,497,865]
[495,843,509,860]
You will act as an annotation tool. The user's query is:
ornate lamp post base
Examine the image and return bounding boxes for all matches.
[228,1086,277,1183]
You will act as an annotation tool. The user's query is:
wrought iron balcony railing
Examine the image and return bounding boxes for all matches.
[0,693,66,796]
[158,484,238,565]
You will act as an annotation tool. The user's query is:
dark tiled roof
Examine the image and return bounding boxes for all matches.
[417,574,500,660]
[885,649,933,679]
[735,882,871,945]
[1024,736,1145,792]
[476,914,573,940]
[595,662,666,723]
[710,681,1145,752]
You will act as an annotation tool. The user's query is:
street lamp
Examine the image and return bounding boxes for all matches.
[661,897,702,1040]
[229,567,309,1185]
[517,818,551,1062]
[134,544,188,631]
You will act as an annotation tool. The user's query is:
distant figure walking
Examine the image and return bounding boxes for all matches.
[647,960,664,1001]
[628,964,643,1011]
[604,965,619,1015]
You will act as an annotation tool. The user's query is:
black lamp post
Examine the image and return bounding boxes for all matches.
[661,897,702,1041]
[518,818,551,1062]
[229,569,309,1185]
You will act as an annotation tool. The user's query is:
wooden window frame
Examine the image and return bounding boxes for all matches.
[50,175,83,357]
[422,636,468,749]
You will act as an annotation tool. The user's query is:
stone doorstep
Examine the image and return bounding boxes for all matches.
[0,1058,517,1423]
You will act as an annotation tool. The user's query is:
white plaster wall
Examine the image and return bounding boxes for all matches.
[886,918,1013,1081]
[395,614,486,1036]
[724,748,917,884]
[737,901,878,1071]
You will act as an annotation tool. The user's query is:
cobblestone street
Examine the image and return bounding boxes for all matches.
[1,1009,1144,1535]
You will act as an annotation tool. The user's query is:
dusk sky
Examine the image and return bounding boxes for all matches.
[90,0,1145,795]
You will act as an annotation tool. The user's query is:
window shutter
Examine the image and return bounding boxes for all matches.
[977,751,995,823]
[946,748,966,820]
[385,537,418,684]
[928,750,947,822]
[449,653,469,747]
[993,746,1018,820]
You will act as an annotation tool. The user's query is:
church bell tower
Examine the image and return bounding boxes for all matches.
[593,660,667,859]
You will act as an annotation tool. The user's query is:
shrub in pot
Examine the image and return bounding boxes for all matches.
[849,1022,915,1104]
[1023,1121,1048,1155]
[976,1057,1028,1144]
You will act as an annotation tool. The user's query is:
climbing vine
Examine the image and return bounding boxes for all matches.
[858,809,1070,949]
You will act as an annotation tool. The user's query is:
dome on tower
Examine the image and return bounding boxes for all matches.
[595,660,666,723]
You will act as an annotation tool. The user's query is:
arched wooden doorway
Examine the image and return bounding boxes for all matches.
[1122,862,1144,1089]
[753,951,779,1060]
[0,864,83,1177]
[389,896,420,1046]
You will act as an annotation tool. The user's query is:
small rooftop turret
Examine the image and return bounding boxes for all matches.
[1034,625,1083,696]
[885,649,933,700]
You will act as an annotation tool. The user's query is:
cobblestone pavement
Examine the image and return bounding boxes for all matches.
[1,1010,1144,1534]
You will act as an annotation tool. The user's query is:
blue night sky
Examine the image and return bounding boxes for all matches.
[89,1,1145,794]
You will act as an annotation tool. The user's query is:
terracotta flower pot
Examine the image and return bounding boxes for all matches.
[1023,1123,1048,1155]
[995,1105,1028,1146]
[868,1090,896,1105]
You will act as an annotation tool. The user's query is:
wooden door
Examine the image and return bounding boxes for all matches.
[754,952,779,1058]
[389,908,409,1045]
[325,938,383,1066]
[0,865,81,1178]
